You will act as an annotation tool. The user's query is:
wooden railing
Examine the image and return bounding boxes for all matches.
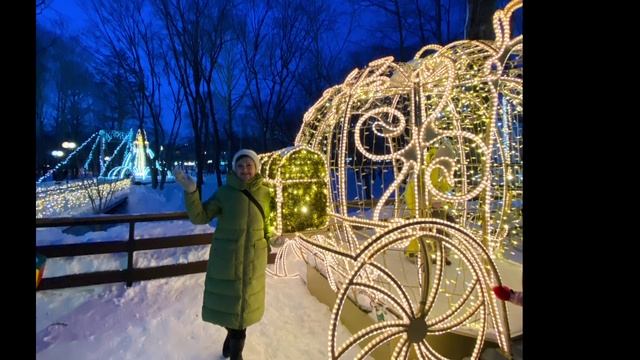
[36,212,213,291]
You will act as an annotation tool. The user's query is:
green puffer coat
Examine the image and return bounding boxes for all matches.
[184,171,273,330]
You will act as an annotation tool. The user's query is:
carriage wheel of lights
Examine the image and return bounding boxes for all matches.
[319,219,509,360]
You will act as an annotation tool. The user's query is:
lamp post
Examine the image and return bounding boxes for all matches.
[51,150,66,183]
[61,141,77,179]
[61,141,77,150]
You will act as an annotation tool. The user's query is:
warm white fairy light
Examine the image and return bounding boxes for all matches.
[419,338,450,360]
[36,178,131,218]
[373,163,414,221]
[268,219,508,358]
[259,146,329,235]
[335,320,407,358]
[303,219,510,358]
[295,39,521,253]
[265,1,521,358]
[429,300,482,334]
[414,343,428,360]
[348,282,411,319]
[392,336,409,360]
[427,279,479,326]
[266,235,318,279]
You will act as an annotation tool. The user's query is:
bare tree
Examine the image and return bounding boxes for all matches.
[465,0,497,40]
[80,178,119,214]
[434,0,443,43]
[36,0,53,15]
[201,1,233,186]
[418,0,444,44]
[36,24,59,175]
[351,0,468,60]
[159,44,186,189]
[235,0,271,151]
[88,0,166,188]
[49,36,95,150]
[237,0,313,150]
[154,0,232,193]
[213,45,248,165]
[92,51,136,131]
[359,0,407,58]
[296,0,355,105]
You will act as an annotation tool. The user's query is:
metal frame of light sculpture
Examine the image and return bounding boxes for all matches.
[266,1,522,359]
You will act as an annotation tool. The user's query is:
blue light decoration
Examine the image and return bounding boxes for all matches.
[103,130,134,178]
[112,129,172,182]
[99,130,107,174]
[37,129,173,185]
[83,134,101,170]
[36,128,176,217]
[37,132,99,183]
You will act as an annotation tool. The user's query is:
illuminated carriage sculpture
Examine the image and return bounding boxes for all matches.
[262,1,522,359]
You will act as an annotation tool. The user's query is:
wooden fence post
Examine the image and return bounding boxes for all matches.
[126,221,135,287]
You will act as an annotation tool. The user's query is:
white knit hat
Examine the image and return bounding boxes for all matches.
[232,149,261,173]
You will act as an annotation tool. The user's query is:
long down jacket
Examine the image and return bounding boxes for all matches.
[185,171,272,329]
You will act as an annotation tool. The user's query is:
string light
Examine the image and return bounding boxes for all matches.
[259,146,330,235]
[36,128,174,216]
[36,178,131,218]
[264,1,522,358]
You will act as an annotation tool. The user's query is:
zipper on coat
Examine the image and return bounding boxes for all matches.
[238,192,250,328]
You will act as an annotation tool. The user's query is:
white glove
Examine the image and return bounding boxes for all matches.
[173,166,196,193]
[270,235,286,248]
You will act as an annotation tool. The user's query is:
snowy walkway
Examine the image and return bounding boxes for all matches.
[36,262,366,360]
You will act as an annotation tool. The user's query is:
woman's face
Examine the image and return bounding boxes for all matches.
[235,157,256,182]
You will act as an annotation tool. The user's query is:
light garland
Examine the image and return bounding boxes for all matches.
[291,2,522,247]
[102,130,134,177]
[36,178,131,218]
[253,1,519,358]
[38,128,168,185]
[37,132,99,184]
[260,146,330,234]
[36,128,178,216]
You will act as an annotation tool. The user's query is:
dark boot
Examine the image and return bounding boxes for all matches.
[228,328,246,360]
[222,331,231,358]
[229,337,245,360]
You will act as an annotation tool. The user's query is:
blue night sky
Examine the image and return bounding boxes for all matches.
[36,0,521,163]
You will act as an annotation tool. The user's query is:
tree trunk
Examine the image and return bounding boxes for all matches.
[434,0,443,44]
[392,0,405,58]
[415,0,427,44]
[465,0,497,40]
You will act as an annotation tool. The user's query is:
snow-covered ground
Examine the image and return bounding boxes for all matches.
[36,175,368,359]
[36,268,366,359]
[36,174,521,359]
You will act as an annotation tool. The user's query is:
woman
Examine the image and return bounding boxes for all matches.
[174,149,283,360]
